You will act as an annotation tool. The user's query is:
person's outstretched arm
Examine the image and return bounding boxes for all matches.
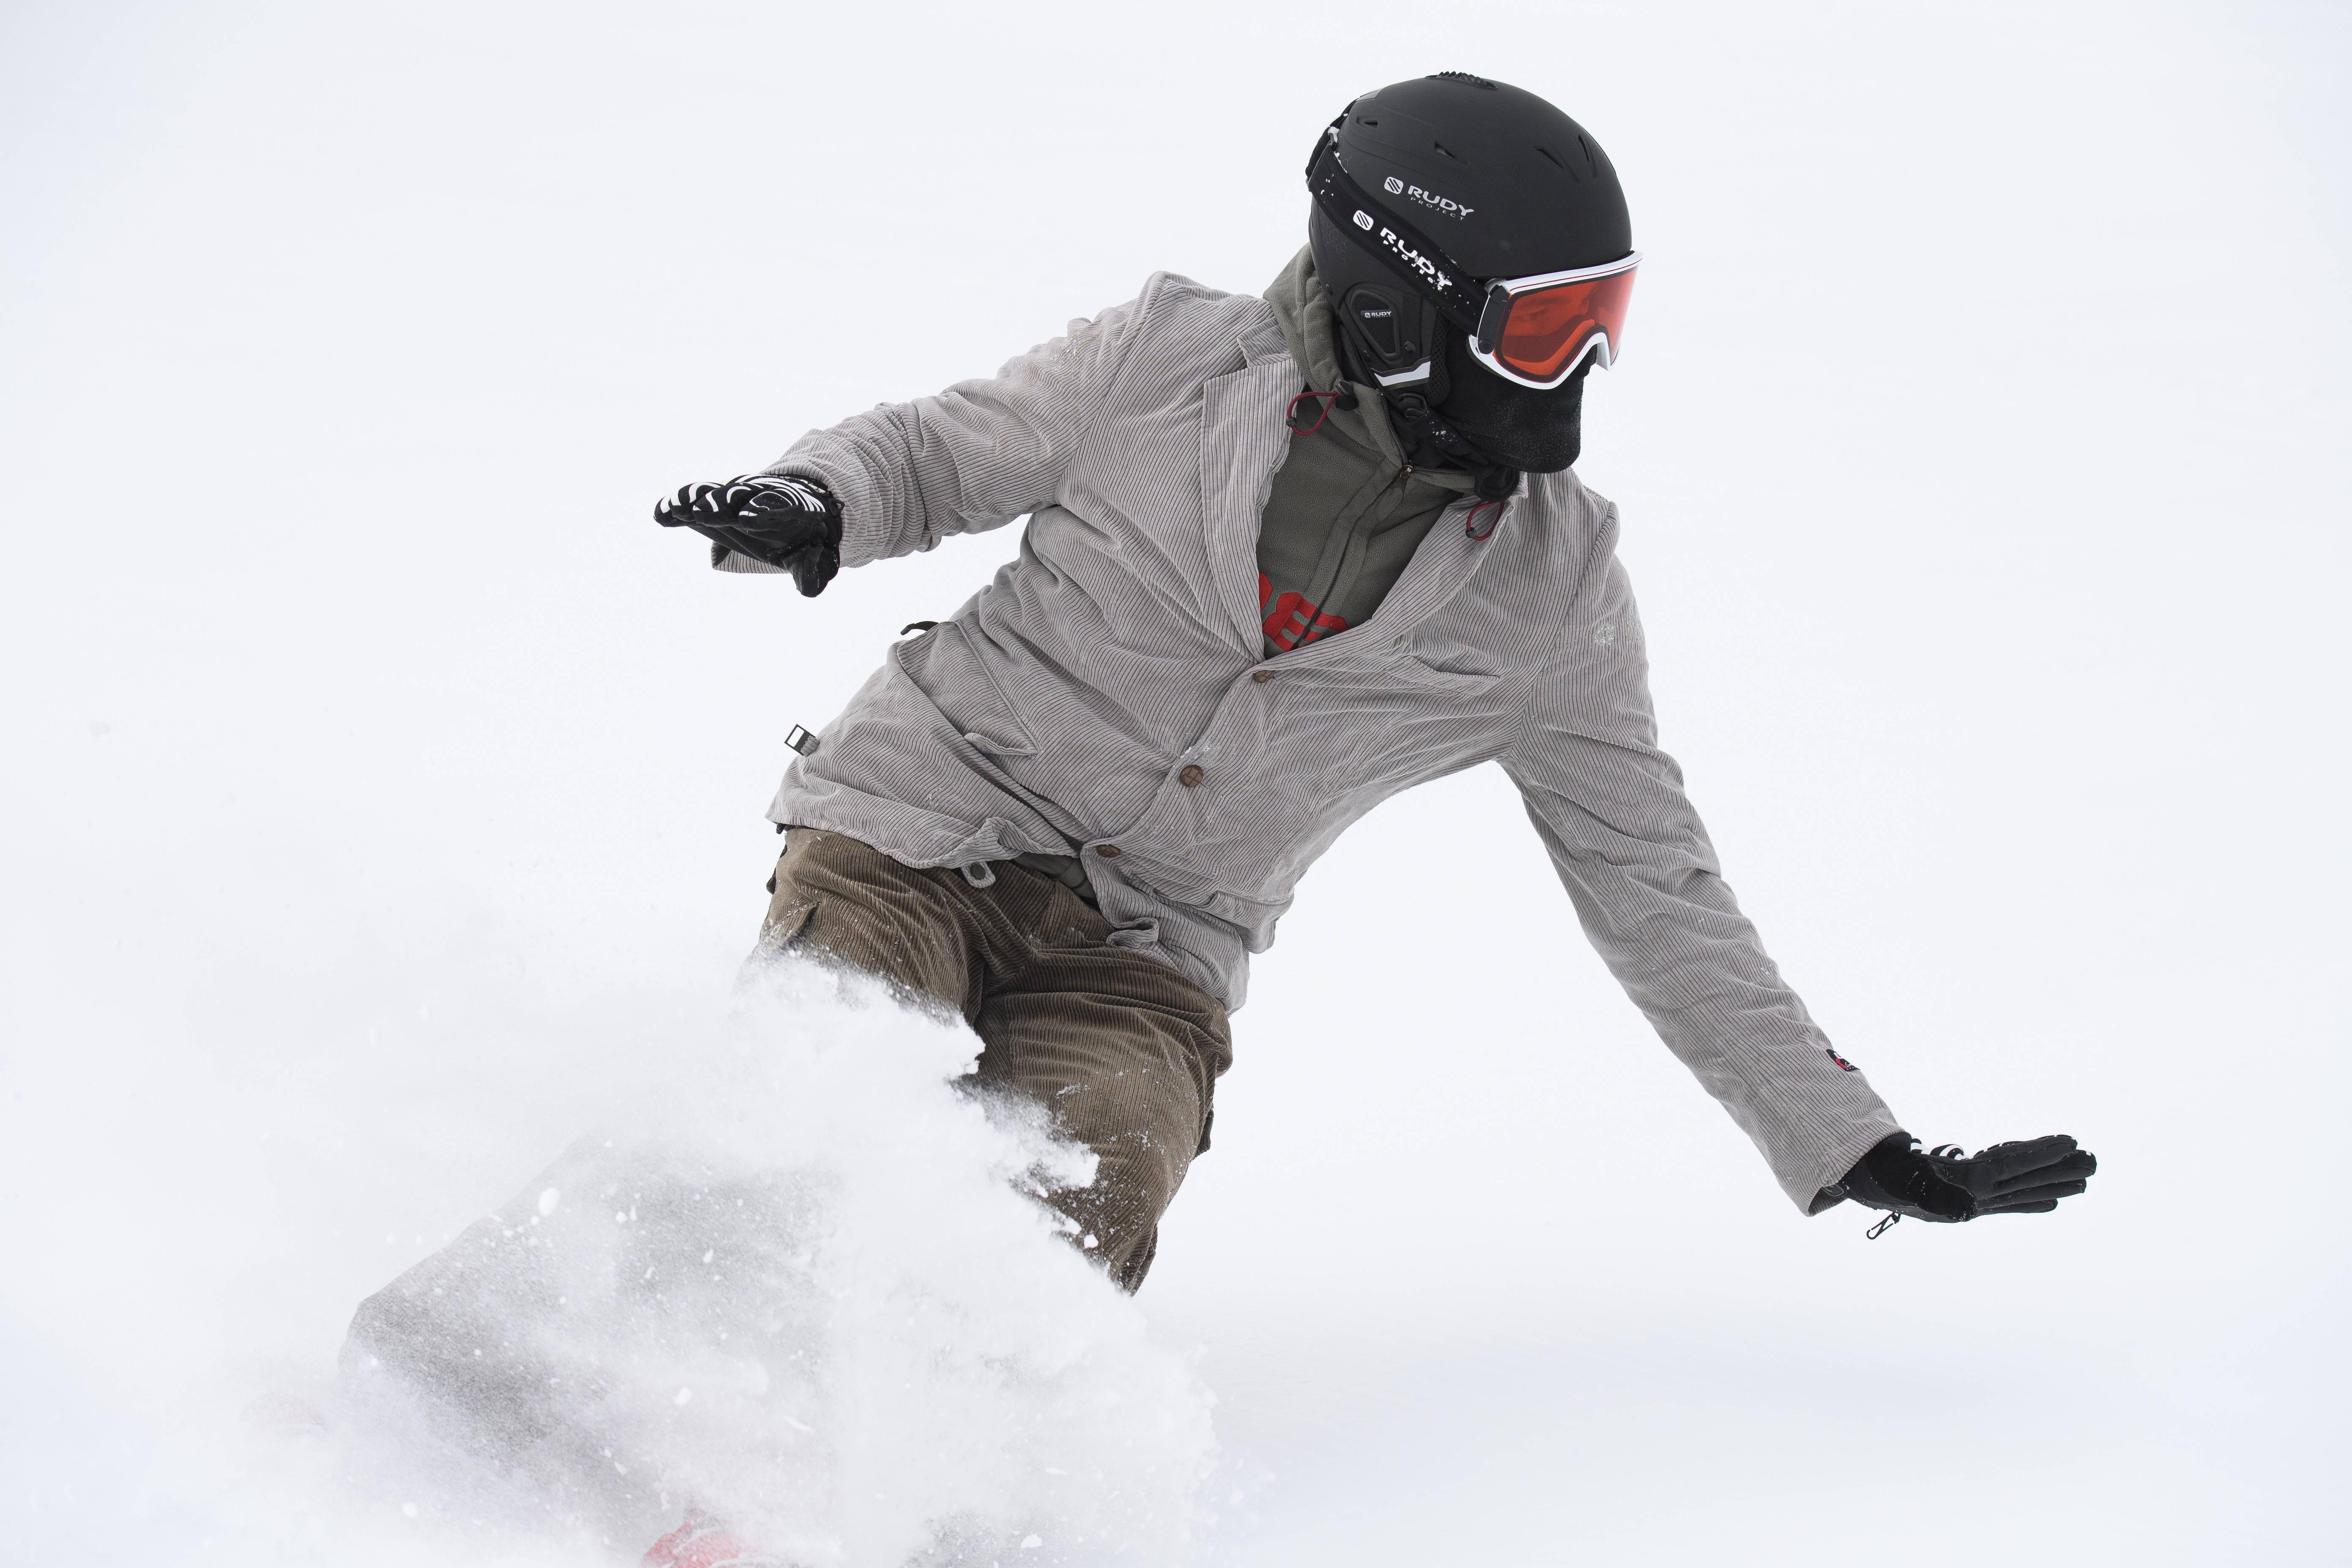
[654,282,1162,588]
[1500,501,2095,1219]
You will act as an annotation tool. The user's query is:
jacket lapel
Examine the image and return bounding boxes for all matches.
[1356,495,1498,634]
[1198,357,1297,656]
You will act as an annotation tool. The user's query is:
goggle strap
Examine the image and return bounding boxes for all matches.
[1304,120,1486,338]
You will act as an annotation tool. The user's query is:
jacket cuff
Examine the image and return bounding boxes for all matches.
[1787,1108,1905,1214]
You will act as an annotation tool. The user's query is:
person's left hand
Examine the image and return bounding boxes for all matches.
[1828,1131,2096,1222]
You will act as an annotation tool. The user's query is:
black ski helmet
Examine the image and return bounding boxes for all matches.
[1307,72,1632,389]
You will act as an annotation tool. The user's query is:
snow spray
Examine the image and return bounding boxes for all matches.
[33,955,1217,1566]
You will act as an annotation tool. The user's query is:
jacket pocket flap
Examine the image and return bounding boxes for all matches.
[891,621,1040,757]
[1391,656,1504,694]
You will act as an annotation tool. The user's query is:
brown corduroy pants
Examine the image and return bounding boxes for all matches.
[756,828,1232,1292]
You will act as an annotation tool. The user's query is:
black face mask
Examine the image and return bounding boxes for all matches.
[1431,330,1588,474]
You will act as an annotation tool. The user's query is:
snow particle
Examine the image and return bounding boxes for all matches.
[1020,1535,1043,1550]
[538,1187,561,1217]
[401,1501,419,1519]
[673,1387,694,1405]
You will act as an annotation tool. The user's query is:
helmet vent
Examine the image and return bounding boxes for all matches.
[1432,139,1465,163]
[1576,134,1600,177]
[1535,144,1579,181]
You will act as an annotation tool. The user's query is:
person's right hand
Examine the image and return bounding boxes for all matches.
[654,473,841,596]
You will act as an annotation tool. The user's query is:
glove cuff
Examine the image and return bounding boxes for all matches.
[1832,1131,1976,1222]
[1830,1131,1911,1211]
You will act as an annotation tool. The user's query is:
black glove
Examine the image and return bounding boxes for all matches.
[654,473,842,597]
[1827,1130,2096,1222]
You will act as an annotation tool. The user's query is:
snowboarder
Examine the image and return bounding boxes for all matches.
[345,72,2094,1552]
[651,74,2096,1278]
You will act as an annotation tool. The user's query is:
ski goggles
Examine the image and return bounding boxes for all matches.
[1468,254,1641,389]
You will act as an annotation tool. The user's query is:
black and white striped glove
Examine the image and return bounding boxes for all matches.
[1827,1131,2096,1222]
[654,473,842,597]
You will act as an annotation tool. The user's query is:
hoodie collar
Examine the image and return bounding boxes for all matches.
[1262,247,1475,495]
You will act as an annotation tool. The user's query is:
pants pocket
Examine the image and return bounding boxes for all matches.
[757,886,820,954]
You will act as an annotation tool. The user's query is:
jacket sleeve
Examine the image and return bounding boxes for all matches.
[711,280,1160,575]
[1500,505,1901,1210]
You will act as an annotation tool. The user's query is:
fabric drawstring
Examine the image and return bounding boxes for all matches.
[1285,389,1355,437]
[959,862,997,888]
[1465,499,1503,540]
[1387,389,1522,503]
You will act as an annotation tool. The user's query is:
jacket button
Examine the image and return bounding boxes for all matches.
[1094,844,1121,858]
[1251,670,1274,683]
[1178,764,1204,787]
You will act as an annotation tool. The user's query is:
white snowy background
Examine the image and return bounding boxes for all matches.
[4,0,2347,1562]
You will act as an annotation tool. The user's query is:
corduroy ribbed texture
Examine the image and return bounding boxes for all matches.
[761,828,1229,1291]
[736,272,1899,1209]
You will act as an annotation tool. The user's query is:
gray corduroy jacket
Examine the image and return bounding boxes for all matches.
[732,269,1900,1209]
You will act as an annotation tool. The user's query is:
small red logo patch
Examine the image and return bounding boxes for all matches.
[1825,1048,1859,1073]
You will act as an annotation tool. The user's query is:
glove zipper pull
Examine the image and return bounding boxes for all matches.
[1865,1212,1901,1241]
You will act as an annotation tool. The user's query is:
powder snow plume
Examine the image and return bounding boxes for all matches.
[13,954,1217,1567]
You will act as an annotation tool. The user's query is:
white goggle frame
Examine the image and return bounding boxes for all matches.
[1467,252,1643,391]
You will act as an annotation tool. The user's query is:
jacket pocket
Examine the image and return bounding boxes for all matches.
[1387,634,1506,694]
[891,620,1039,757]
[756,895,819,957]
[1389,655,1504,695]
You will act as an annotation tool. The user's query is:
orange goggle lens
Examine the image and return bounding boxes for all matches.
[1485,262,1639,386]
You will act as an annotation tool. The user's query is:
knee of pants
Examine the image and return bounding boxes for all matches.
[1050,1120,1195,1244]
